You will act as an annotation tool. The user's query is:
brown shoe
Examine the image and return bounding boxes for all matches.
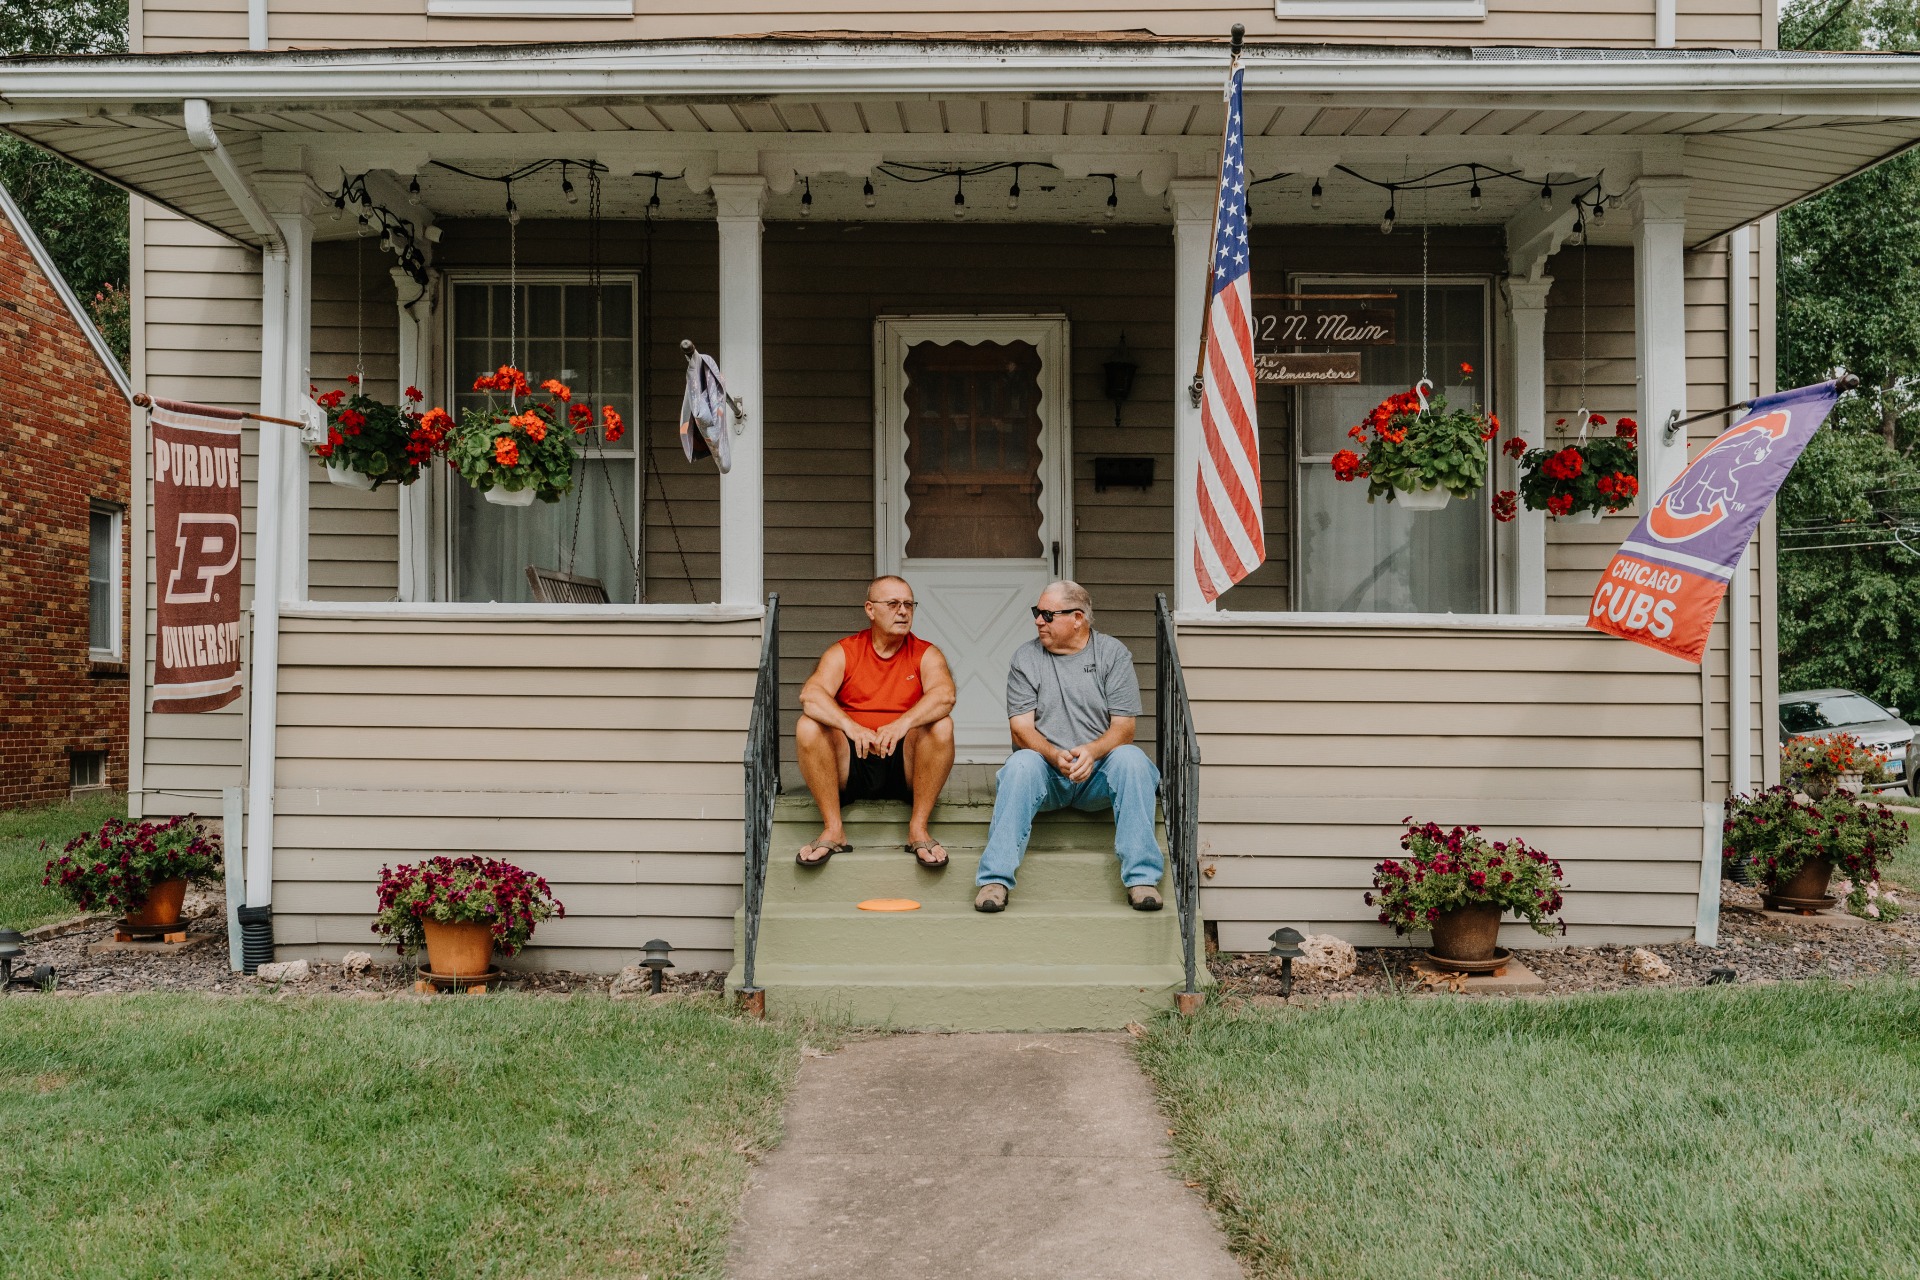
[974,884,1009,913]
[1127,885,1164,912]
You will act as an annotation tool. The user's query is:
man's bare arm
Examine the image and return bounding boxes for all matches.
[1061,715,1135,783]
[1009,711,1072,774]
[873,645,958,755]
[799,646,880,755]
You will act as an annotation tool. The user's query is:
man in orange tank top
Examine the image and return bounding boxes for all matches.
[795,575,957,868]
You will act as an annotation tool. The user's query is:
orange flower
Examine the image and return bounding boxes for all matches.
[541,378,572,402]
[493,436,520,467]
[602,405,625,444]
[509,410,547,442]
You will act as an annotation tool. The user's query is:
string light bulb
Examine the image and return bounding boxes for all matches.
[1539,181,1554,212]
[1589,199,1606,227]
[1105,175,1118,220]
[953,173,966,219]
[863,176,876,209]
[1380,192,1396,236]
[332,194,346,221]
[506,198,520,226]
[800,177,812,218]
[562,167,578,205]
[1569,215,1585,247]
[1310,179,1322,210]
[406,175,421,206]
[1007,165,1021,211]
[648,175,662,212]
[1469,180,1482,211]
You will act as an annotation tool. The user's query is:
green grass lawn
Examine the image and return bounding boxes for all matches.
[1139,982,1920,1280]
[0,994,810,1280]
[0,792,126,931]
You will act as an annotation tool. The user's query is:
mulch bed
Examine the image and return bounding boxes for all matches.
[3,892,726,999]
[1209,879,1920,1004]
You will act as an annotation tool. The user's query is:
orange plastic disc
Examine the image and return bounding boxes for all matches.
[856,898,922,912]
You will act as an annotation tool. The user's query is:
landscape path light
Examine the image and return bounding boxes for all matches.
[640,938,675,994]
[1268,926,1305,999]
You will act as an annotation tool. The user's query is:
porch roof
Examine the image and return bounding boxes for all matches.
[7,36,1920,248]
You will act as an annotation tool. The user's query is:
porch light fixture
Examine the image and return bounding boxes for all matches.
[863,176,876,208]
[1310,178,1322,209]
[1539,181,1554,211]
[1007,165,1021,211]
[800,177,812,217]
[1103,334,1138,428]
[640,938,675,994]
[1268,926,1305,999]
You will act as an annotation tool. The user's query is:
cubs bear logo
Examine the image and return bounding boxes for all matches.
[1646,410,1789,543]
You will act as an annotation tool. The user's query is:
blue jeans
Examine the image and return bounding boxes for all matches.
[976,745,1166,890]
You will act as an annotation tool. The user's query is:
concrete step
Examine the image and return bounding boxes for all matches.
[766,850,1160,906]
[734,961,1192,1032]
[751,900,1181,967]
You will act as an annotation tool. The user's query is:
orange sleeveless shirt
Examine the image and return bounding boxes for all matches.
[835,631,931,729]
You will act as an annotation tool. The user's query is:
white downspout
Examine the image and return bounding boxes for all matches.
[1728,226,1754,797]
[182,100,284,255]
[246,241,288,908]
[249,0,268,50]
[1655,0,1677,48]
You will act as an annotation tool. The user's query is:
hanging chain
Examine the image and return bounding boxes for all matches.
[353,232,365,386]
[507,180,518,395]
[1420,221,1430,387]
[1579,241,1590,436]
[640,205,696,601]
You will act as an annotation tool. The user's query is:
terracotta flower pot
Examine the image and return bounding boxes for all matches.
[1763,857,1835,912]
[124,877,188,928]
[1428,902,1503,962]
[422,918,495,977]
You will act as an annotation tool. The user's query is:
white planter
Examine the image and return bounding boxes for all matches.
[1395,486,1451,512]
[325,462,376,491]
[1558,509,1604,525]
[485,485,536,508]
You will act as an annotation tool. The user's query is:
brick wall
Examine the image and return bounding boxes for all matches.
[0,206,131,808]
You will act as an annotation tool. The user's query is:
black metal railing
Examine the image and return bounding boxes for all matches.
[739,593,780,996]
[1154,593,1202,999]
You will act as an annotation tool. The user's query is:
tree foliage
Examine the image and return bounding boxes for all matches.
[0,1,130,359]
[1774,0,1920,709]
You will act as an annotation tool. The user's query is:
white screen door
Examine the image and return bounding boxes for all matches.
[876,315,1072,763]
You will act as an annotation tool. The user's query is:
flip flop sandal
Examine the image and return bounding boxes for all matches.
[905,839,949,869]
[796,840,851,868]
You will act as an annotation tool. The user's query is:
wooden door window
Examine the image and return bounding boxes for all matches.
[901,340,1045,559]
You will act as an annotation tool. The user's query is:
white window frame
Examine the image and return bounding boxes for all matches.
[428,0,635,16]
[1276,0,1484,16]
[88,501,122,659]
[437,269,644,605]
[1288,272,1498,616]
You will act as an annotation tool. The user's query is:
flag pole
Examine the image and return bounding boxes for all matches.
[1189,23,1244,409]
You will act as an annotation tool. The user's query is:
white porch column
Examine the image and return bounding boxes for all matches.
[711,175,767,608]
[393,266,436,602]
[1629,176,1692,496]
[244,174,317,909]
[1505,278,1552,614]
[1170,177,1216,614]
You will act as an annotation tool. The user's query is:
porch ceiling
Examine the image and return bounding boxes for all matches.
[6,38,1920,249]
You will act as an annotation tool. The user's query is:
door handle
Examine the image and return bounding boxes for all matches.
[1051,540,1060,576]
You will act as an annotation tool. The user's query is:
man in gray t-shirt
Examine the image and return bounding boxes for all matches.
[974,581,1167,913]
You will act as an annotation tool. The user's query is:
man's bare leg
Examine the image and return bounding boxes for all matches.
[795,716,852,857]
[901,716,956,852]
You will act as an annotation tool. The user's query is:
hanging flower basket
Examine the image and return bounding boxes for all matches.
[433,367,624,506]
[1330,364,1499,506]
[1495,414,1640,524]
[309,380,440,489]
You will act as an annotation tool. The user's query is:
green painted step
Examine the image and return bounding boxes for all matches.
[728,798,1204,1031]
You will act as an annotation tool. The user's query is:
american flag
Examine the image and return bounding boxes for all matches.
[1193,60,1264,603]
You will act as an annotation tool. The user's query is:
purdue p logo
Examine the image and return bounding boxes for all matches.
[164,513,241,605]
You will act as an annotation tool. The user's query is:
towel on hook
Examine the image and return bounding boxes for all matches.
[679,351,734,474]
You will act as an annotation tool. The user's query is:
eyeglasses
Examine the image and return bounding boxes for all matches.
[868,598,918,612]
[1031,607,1085,624]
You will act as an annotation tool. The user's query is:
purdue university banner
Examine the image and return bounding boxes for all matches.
[1588,381,1842,664]
[150,399,245,712]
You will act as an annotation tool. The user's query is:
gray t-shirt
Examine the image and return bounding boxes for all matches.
[1006,631,1142,749]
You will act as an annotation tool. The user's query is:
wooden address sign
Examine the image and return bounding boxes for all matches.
[1255,351,1361,385]
[1253,306,1396,348]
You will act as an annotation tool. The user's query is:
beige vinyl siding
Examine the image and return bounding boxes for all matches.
[1180,620,1706,951]
[308,239,401,601]
[268,611,760,971]
[214,2,1769,53]
[135,207,258,817]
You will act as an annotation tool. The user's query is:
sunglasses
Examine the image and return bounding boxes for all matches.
[868,598,918,612]
[1031,607,1085,623]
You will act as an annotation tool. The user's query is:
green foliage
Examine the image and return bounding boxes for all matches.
[42,814,222,914]
[1365,820,1568,938]
[0,995,808,1279]
[310,384,436,487]
[1331,379,1496,502]
[1516,425,1640,518]
[1774,0,1920,708]
[372,855,564,957]
[1138,982,1920,1280]
[0,793,126,929]
[0,2,130,363]
[1722,786,1908,893]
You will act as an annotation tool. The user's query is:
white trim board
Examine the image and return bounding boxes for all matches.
[280,600,763,622]
[1277,0,1484,16]
[1177,610,1592,631]
[428,1,634,14]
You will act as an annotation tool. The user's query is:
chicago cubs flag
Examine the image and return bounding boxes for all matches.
[1588,380,1842,663]
[149,398,246,712]
[1192,55,1264,602]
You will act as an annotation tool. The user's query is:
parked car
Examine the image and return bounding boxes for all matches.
[1777,688,1916,795]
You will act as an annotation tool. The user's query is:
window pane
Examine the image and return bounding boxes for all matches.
[88,509,113,650]
[1296,282,1489,613]
[453,459,639,604]
[901,340,1044,559]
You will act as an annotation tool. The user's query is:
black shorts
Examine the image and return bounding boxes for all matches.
[841,736,912,803]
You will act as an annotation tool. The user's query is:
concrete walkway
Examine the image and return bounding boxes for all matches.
[725,1033,1244,1280]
